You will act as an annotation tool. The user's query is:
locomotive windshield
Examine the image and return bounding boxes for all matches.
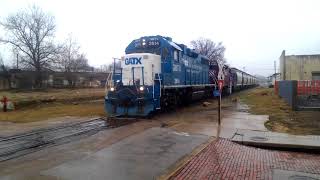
[126,37,162,55]
[134,37,161,49]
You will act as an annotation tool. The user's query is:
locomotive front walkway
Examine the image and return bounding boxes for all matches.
[169,138,320,180]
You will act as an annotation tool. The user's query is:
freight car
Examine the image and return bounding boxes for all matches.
[231,68,257,91]
[105,35,257,117]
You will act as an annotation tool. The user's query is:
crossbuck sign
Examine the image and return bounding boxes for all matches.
[217,61,224,92]
[217,61,224,81]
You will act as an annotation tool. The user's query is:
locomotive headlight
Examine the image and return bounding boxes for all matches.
[142,42,146,46]
[110,87,115,92]
[139,86,144,91]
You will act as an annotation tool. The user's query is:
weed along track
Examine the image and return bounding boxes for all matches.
[0,117,135,162]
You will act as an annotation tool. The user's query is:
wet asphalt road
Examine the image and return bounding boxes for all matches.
[41,128,209,180]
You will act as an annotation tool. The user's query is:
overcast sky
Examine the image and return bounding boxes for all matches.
[1,0,320,76]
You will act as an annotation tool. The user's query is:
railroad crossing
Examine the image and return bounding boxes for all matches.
[0,99,319,180]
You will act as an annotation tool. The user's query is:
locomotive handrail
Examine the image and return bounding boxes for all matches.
[152,65,155,99]
[163,84,215,89]
[142,67,144,86]
[105,71,113,91]
[156,73,162,97]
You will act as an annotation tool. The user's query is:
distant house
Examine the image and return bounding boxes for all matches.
[280,50,320,80]
[0,69,110,90]
[267,73,280,87]
[0,77,10,90]
[0,68,11,90]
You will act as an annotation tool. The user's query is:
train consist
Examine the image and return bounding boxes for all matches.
[105,35,257,117]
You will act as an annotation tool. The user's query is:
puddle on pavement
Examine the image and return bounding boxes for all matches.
[250,136,269,141]
[153,98,269,137]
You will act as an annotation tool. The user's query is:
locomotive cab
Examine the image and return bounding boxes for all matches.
[105,53,162,117]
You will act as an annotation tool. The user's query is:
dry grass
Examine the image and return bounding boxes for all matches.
[0,88,106,109]
[0,101,105,123]
[238,87,320,135]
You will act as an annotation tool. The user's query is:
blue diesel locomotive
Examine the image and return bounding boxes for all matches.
[105,35,257,117]
[105,35,215,117]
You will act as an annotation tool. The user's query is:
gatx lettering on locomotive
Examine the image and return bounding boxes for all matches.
[125,57,142,65]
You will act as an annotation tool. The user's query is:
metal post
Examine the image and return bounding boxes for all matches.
[132,67,135,85]
[16,54,19,69]
[142,67,144,86]
[274,60,277,85]
[218,93,221,125]
[283,50,286,80]
[120,68,123,83]
[113,58,116,84]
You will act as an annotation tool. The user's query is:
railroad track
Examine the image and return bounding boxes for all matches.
[0,117,134,162]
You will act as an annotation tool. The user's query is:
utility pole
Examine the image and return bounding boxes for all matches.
[282,50,286,80]
[274,60,277,85]
[16,54,19,69]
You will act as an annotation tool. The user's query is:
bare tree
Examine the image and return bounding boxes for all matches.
[0,6,59,88]
[58,35,80,71]
[70,54,92,72]
[191,37,226,65]
[59,35,92,72]
[58,36,92,86]
[95,64,111,73]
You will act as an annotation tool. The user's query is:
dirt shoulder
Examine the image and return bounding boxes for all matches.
[238,87,320,135]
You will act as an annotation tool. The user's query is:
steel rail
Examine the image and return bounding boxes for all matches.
[0,118,113,162]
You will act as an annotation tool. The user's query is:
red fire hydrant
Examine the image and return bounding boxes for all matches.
[1,96,8,112]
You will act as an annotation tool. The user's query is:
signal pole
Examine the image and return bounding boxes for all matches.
[218,91,221,125]
[216,61,224,138]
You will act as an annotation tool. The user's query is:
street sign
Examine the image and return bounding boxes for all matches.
[213,90,220,97]
[217,61,225,81]
[218,80,224,92]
